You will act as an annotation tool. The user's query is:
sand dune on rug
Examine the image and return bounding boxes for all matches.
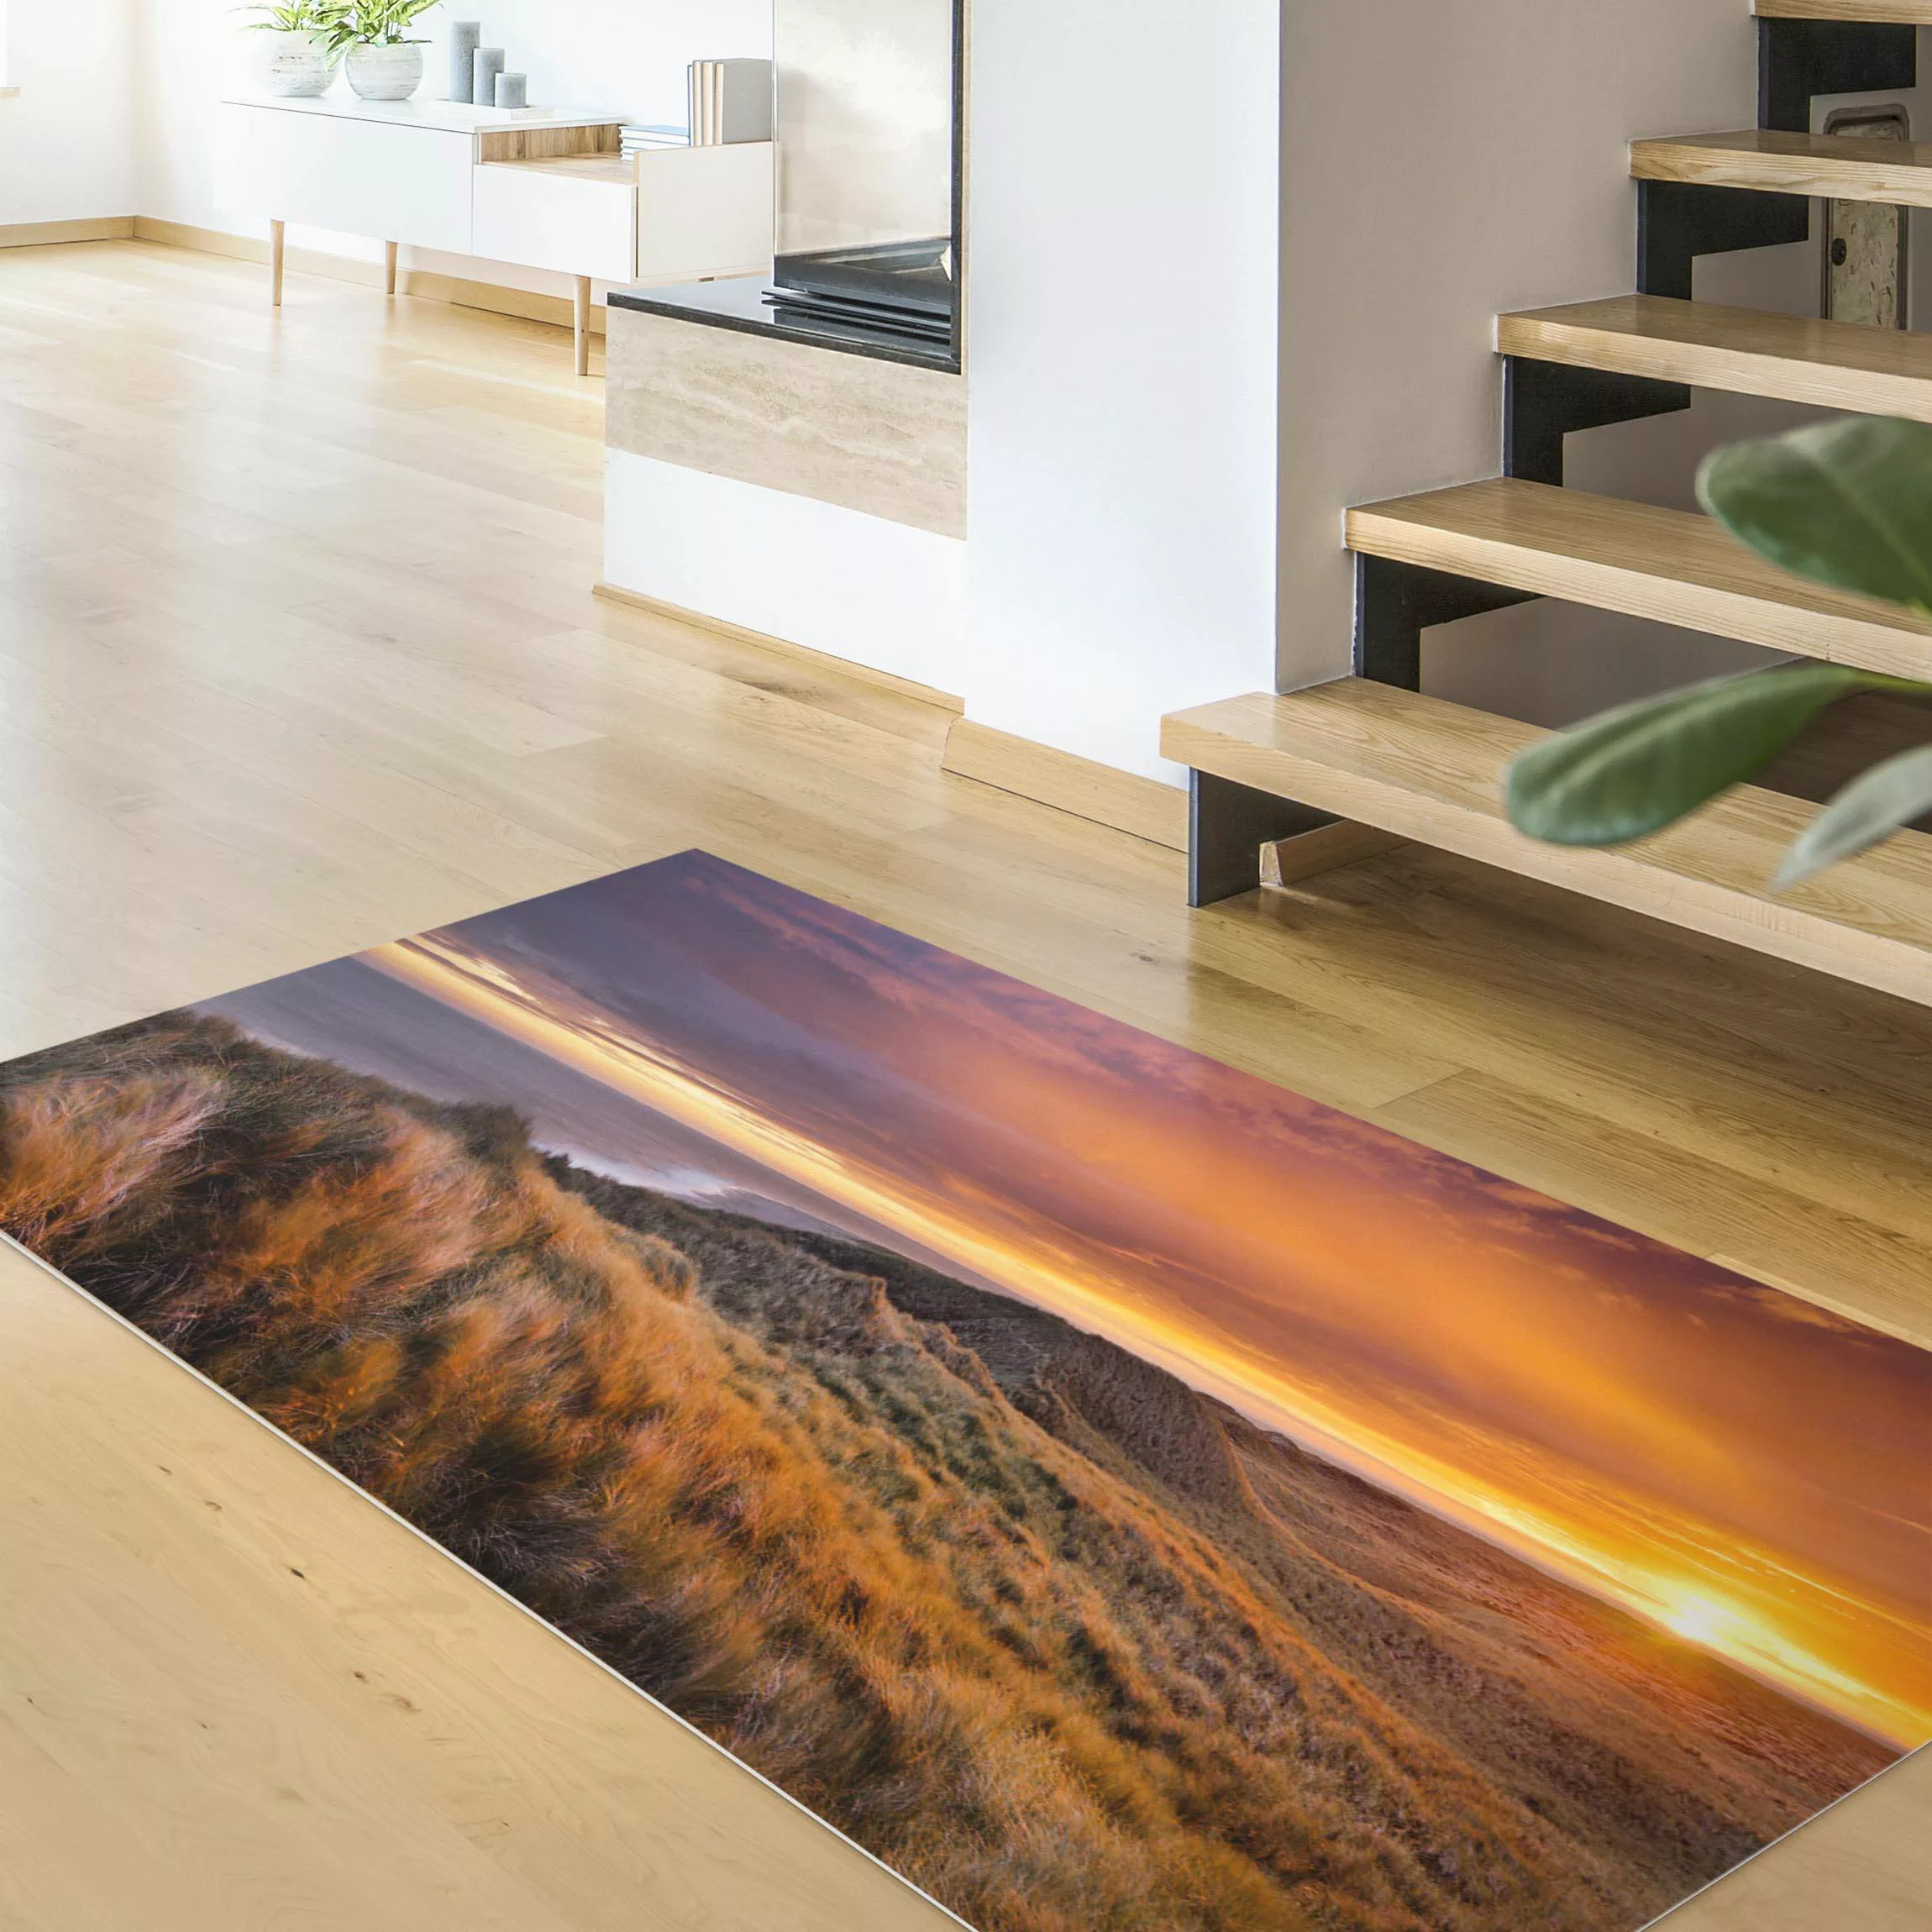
[0,1015,1890,1932]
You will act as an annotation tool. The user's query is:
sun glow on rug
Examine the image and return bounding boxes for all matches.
[366,929,1929,1751]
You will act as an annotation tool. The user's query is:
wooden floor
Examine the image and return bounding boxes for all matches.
[0,239,1924,1927]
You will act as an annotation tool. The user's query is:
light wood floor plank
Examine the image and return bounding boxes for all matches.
[0,1239,959,1932]
[1654,1750,1932,1929]
[0,238,1923,1927]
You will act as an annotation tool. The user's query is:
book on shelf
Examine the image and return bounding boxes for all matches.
[686,58,773,145]
[620,123,690,151]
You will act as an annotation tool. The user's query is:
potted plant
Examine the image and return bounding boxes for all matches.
[239,1,339,98]
[321,0,443,102]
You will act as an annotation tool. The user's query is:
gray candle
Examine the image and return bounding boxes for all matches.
[448,21,480,102]
[473,46,505,108]
[494,71,528,110]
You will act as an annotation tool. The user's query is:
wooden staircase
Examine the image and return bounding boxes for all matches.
[1497,295,1932,421]
[1163,0,1932,1008]
[1166,683,1932,1008]
[1347,479,1932,676]
[1631,127,1932,204]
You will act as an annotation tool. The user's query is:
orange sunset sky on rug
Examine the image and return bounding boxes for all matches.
[207,850,1932,1753]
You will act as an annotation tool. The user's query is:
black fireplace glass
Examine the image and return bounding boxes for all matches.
[768,0,963,360]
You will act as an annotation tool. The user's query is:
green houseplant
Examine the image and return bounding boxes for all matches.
[322,0,443,102]
[1505,415,1932,888]
[239,1,339,97]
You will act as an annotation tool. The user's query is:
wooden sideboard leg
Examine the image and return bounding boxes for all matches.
[270,219,285,307]
[574,275,592,375]
[385,240,398,297]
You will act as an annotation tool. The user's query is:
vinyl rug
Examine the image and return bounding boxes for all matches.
[2,849,1924,1932]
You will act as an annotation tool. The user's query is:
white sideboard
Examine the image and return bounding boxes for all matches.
[216,96,774,374]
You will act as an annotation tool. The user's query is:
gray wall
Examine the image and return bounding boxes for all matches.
[1278,1,1927,728]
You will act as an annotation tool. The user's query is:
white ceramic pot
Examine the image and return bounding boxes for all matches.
[249,28,334,98]
[345,42,426,102]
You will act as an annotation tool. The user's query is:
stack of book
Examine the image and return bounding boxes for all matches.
[688,59,774,145]
[620,124,690,154]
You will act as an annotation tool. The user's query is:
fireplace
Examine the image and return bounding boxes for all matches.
[767,0,963,360]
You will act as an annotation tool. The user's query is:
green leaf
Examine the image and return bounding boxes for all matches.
[1698,417,1932,614]
[1774,743,1932,889]
[1504,663,1919,847]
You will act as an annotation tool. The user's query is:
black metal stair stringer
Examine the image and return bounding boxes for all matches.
[1759,18,1917,134]
[1352,554,1536,693]
[1504,359,1691,486]
[1637,181,1811,302]
[1186,770,1337,909]
[1642,18,1918,297]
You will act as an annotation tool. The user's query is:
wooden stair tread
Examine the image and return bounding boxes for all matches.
[1499,294,1932,424]
[1346,478,1932,677]
[1161,681,1932,1006]
[1631,129,1932,208]
[1755,0,1932,20]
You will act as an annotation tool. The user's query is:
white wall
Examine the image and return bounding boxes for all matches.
[960,0,1814,787]
[961,0,1283,784]
[607,451,966,692]
[0,0,138,223]
[40,0,1914,778]
[137,0,769,290]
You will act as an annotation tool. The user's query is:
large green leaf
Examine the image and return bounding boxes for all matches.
[1774,743,1932,888]
[1698,417,1932,612]
[1504,664,1918,846]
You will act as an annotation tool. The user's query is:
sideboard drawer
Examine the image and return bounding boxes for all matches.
[636,143,774,285]
[217,105,475,255]
[473,163,637,283]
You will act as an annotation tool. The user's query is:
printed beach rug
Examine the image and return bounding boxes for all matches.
[2,849,1925,1932]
